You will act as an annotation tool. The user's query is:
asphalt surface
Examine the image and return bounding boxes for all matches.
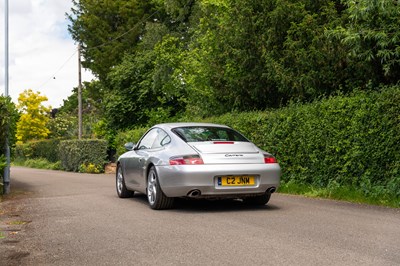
[0,167,399,266]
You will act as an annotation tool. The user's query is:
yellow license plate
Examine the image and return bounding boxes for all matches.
[218,176,255,186]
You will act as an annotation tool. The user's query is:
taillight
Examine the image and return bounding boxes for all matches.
[169,155,204,165]
[264,154,277,164]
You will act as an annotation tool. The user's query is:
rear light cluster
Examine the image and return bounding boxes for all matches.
[264,154,277,164]
[170,154,276,164]
[169,155,204,165]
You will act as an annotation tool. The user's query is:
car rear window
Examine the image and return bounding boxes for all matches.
[172,127,249,142]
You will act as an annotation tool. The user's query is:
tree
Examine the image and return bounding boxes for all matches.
[184,0,346,114]
[335,0,400,86]
[49,81,104,139]
[16,89,51,143]
[274,1,352,99]
[94,0,199,130]
[66,0,399,129]
[67,0,156,80]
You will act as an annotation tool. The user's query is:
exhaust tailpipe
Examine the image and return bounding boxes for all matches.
[187,189,201,198]
[267,187,276,194]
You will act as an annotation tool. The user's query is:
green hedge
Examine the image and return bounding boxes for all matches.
[212,87,400,200]
[15,139,61,163]
[59,139,108,172]
[115,86,400,201]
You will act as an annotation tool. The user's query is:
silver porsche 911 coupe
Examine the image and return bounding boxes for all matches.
[116,123,281,210]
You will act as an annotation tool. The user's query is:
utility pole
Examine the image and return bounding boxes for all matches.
[78,44,82,140]
[3,0,11,194]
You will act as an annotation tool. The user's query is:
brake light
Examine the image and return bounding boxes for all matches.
[213,141,234,144]
[264,155,277,164]
[169,155,204,165]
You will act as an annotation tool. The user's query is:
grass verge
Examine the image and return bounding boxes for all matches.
[278,181,399,208]
[12,158,61,171]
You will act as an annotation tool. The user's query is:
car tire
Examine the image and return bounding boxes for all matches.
[244,193,271,205]
[116,165,134,198]
[147,166,174,210]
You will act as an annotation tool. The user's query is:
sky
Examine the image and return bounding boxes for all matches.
[0,0,95,108]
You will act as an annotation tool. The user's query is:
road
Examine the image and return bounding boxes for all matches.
[0,167,399,266]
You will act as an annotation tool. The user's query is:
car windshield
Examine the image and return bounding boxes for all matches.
[172,126,249,142]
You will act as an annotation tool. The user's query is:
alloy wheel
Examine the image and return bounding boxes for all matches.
[147,171,157,205]
[117,168,123,195]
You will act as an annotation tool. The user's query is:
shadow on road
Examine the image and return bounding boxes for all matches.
[128,193,281,213]
[1,180,36,202]
[10,179,35,192]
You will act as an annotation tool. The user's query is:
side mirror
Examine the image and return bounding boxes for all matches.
[124,142,136,151]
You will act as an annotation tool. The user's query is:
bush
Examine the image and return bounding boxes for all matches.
[59,139,108,172]
[209,87,400,203]
[15,139,61,163]
[0,97,19,151]
[79,163,103,174]
[0,96,19,195]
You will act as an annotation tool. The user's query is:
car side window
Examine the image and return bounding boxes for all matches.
[137,128,171,150]
[137,129,159,150]
[152,129,171,149]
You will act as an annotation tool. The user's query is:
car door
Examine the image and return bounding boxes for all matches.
[124,128,159,190]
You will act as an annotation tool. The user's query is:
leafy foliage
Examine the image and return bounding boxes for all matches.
[68,0,400,129]
[104,52,157,130]
[14,158,62,171]
[52,81,104,139]
[59,139,108,172]
[47,113,78,139]
[15,139,61,163]
[212,86,400,203]
[79,163,103,174]
[334,0,400,86]
[0,96,19,152]
[67,0,156,79]
[0,96,19,192]
[16,89,51,143]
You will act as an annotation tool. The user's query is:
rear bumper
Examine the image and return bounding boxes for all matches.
[155,163,281,198]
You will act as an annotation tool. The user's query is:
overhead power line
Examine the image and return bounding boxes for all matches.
[36,0,192,92]
[36,9,160,90]
[85,0,194,51]
[36,49,78,91]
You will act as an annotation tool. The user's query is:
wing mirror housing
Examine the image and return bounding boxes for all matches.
[124,142,136,151]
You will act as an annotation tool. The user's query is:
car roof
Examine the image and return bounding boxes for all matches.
[154,122,230,130]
